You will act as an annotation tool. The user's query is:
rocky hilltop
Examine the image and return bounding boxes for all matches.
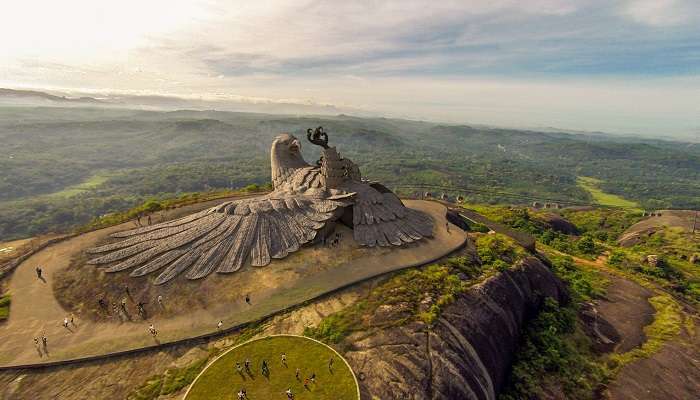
[344,257,568,400]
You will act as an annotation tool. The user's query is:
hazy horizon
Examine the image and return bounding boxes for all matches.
[1,1,699,139]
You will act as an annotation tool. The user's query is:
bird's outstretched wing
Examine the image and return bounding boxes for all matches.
[348,183,434,247]
[87,195,347,284]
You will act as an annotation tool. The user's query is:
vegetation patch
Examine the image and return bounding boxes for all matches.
[0,293,10,321]
[185,336,358,400]
[608,293,682,369]
[576,176,641,210]
[304,251,491,345]
[499,298,609,400]
[500,254,611,399]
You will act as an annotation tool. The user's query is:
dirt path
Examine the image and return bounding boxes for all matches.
[0,200,465,367]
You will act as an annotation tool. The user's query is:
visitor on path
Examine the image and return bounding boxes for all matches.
[148,215,152,225]
[237,388,247,400]
[70,313,75,326]
[329,356,334,370]
[157,295,164,307]
[244,358,251,371]
[261,359,269,375]
[98,297,106,309]
[63,317,69,329]
[137,302,146,318]
[217,320,223,330]
[286,388,294,399]
[281,352,287,365]
[35,266,42,279]
[245,293,251,305]
[33,337,40,348]
[236,362,243,373]
[446,221,450,233]
[303,378,310,390]
[310,372,316,383]
[148,324,157,337]
[41,334,47,350]
[121,298,127,311]
[124,285,131,298]
[295,368,300,380]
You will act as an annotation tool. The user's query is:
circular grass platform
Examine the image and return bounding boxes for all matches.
[185,335,359,400]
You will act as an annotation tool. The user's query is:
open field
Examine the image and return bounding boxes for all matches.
[577,176,641,210]
[185,335,358,400]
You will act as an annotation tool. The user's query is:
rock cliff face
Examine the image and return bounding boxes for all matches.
[344,257,568,400]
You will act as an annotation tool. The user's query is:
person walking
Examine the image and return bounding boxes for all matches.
[281,352,287,365]
[244,358,251,372]
[217,320,223,330]
[35,266,42,279]
[286,388,294,399]
[41,335,48,350]
[245,293,251,305]
[148,324,157,337]
[63,317,69,329]
[236,362,243,374]
[295,368,300,380]
[70,313,75,326]
[157,295,164,308]
[329,356,334,370]
[237,388,246,400]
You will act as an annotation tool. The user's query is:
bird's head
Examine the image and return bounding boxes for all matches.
[273,133,302,158]
[271,133,309,189]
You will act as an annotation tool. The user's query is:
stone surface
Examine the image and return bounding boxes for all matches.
[88,132,434,284]
[344,257,569,400]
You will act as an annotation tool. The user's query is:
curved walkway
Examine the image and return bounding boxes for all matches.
[0,200,466,368]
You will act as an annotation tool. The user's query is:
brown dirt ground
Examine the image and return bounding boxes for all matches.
[0,199,465,367]
[0,281,372,400]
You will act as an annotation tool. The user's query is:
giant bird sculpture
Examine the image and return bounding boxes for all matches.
[87,128,434,284]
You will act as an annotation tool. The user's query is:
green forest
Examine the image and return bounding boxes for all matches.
[1,106,699,240]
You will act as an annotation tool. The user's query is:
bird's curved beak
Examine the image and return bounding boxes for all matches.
[289,139,301,153]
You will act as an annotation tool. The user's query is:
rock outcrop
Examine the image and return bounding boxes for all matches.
[344,257,568,400]
[541,213,580,235]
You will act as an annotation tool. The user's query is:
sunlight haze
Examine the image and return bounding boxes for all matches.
[1,0,699,138]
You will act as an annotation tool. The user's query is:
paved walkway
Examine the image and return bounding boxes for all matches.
[0,200,466,367]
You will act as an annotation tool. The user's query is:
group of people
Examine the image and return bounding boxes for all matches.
[234,353,336,399]
[32,334,49,357]
[97,286,166,323]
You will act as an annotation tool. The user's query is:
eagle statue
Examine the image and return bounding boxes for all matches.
[87,127,434,284]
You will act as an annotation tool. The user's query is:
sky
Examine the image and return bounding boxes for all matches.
[1,0,699,138]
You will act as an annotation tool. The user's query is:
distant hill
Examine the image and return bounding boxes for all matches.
[0,105,698,240]
[0,88,105,106]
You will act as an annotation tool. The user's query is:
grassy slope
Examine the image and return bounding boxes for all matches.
[185,336,357,400]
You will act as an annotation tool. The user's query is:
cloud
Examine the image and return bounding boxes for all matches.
[620,0,699,27]
[1,0,699,138]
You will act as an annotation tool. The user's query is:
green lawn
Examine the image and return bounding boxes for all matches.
[577,176,641,210]
[186,336,358,400]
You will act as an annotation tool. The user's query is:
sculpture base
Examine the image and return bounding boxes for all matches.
[0,199,466,367]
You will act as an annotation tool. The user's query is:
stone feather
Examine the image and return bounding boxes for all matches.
[87,133,433,284]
